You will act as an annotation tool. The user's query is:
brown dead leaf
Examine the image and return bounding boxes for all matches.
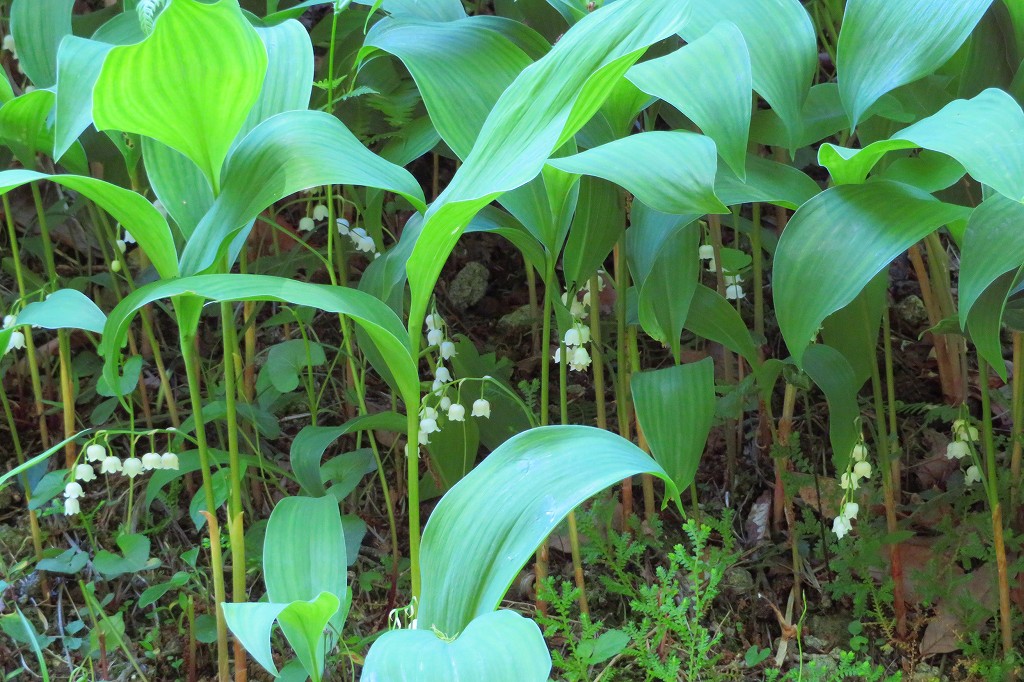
[744,490,772,548]
[791,472,841,518]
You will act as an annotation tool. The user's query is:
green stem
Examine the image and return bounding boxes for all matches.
[977,356,1015,659]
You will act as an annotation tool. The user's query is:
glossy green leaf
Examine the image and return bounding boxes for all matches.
[14,289,106,334]
[0,170,178,278]
[681,0,815,150]
[684,284,759,367]
[290,412,406,497]
[142,139,213,239]
[803,344,861,470]
[820,272,887,388]
[563,177,624,290]
[384,0,467,21]
[263,339,326,393]
[628,21,751,178]
[774,182,969,366]
[874,150,967,193]
[222,601,292,676]
[179,110,425,275]
[417,425,676,635]
[240,20,313,142]
[97,274,418,407]
[406,0,690,330]
[626,201,695,287]
[54,35,115,161]
[632,359,715,492]
[275,592,343,682]
[836,0,992,126]
[362,610,550,682]
[960,195,1024,376]
[499,153,580,257]
[820,89,1024,200]
[364,17,532,158]
[637,223,700,361]
[715,154,820,210]
[93,534,158,578]
[92,0,268,190]
[0,89,87,173]
[424,415,481,497]
[548,131,727,216]
[10,0,74,88]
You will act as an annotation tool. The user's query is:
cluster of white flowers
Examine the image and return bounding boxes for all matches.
[417,313,489,445]
[699,244,745,300]
[555,278,604,373]
[945,418,982,486]
[3,314,25,355]
[296,204,380,258]
[64,442,179,516]
[833,441,872,540]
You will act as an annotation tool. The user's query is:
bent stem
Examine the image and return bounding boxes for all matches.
[978,356,1014,660]
[614,237,634,525]
[179,324,229,680]
[559,334,589,615]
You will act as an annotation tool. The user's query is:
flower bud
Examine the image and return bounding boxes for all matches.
[439,396,452,411]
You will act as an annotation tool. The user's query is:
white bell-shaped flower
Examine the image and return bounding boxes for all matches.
[851,443,868,462]
[435,366,452,383]
[141,452,162,470]
[569,346,592,372]
[853,460,872,480]
[439,396,452,411]
[85,443,107,462]
[75,464,96,483]
[161,452,180,470]
[64,497,80,516]
[6,331,25,353]
[313,204,329,221]
[336,218,350,235]
[440,341,456,359]
[298,217,315,232]
[64,482,84,499]
[698,244,714,260]
[427,328,443,347]
[725,283,745,300]
[100,456,123,474]
[832,514,853,540]
[472,398,491,418]
[946,440,970,460]
[447,403,466,422]
[122,457,144,478]
[965,464,981,486]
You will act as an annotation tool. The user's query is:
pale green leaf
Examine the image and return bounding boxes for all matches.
[563,177,624,290]
[803,344,861,470]
[54,35,116,161]
[836,0,992,126]
[547,131,727,216]
[714,154,820,210]
[362,610,550,682]
[628,21,751,178]
[276,593,342,682]
[0,170,178,278]
[774,182,970,366]
[178,110,425,275]
[0,89,87,173]
[632,359,715,492]
[222,602,290,676]
[406,0,691,330]
[383,0,466,21]
[819,89,1024,201]
[92,0,268,191]
[15,289,106,334]
[96,274,418,407]
[681,0,815,150]
[684,284,759,367]
[417,425,676,635]
[10,0,74,88]
[637,222,700,361]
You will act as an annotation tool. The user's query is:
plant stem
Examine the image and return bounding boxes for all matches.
[558,335,589,615]
[978,356,1015,659]
[776,383,801,605]
[614,236,633,526]
[869,328,907,639]
[590,273,607,430]
[1011,332,1022,510]
[179,327,229,679]
[627,325,656,521]
[535,259,556,615]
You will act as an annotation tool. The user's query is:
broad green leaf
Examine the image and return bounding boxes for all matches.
[10,0,74,87]
[92,0,268,191]
[142,139,213,239]
[803,344,861,470]
[263,339,327,393]
[628,21,751,178]
[179,110,425,275]
[240,20,314,143]
[820,272,887,388]
[774,182,970,366]
[960,195,1024,328]
[96,274,418,407]
[15,289,106,334]
[684,284,759,367]
[406,0,691,329]
[222,602,292,676]
[547,131,727,216]
[0,89,87,173]
[563,177,624,290]
[874,150,967,193]
[364,17,532,158]
[383,0,467,21]
[54,35,116,161]
[0,170,178,278]
[820,89,1024,201]
[361,610,550,682]
[836,0,992,126]
[424,415,481,497]
[499,160,580,257]
[290,412,406,497]
[92,10,147,45]
[417,425,677,635]
[626,201,695,287]
[632,359,715,492]
[681,0,815,150]
[715,154,820,210]
[637,222,700,361]
[276,593,343,682]
[967,271,1018,378]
